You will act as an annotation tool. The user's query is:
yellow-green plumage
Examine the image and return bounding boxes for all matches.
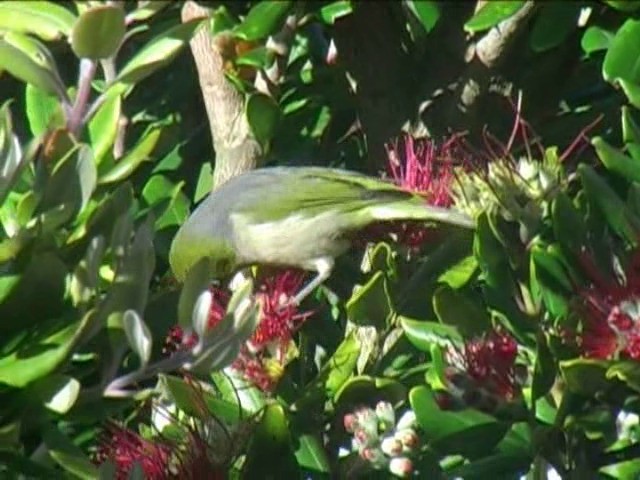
[170,166,473,301]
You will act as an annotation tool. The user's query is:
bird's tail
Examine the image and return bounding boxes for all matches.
[365,198,475,229]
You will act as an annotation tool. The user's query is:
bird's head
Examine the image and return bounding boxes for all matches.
[169,232,237,283]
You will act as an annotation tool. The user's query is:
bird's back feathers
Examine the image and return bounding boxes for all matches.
[169,166,473,281]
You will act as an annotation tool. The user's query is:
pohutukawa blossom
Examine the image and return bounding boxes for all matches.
[95,422,172,480]
[575,248,640,361]
[164,269,313,391]
[386,134,460,206]
[95,379,232,479]
[378,134,465,249]
[440,330,523,412]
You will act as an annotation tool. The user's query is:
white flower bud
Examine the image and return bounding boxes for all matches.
[389,457,413,477]
[380,436,403,457]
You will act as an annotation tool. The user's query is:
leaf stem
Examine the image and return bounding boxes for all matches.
[67,58,97,135]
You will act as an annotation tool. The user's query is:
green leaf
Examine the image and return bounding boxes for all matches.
[98,125,161,184]
[529,245,571,318]
[622,106,640,145]
[603,19,640,85]
[606,361,640,392]
[194,162,213,203]
[122,310,152,366]
[530,3,579,53]
[531,332,557,401]
[0,451,61,479]
[235,46,271,69]
[560,358,610,395]
[579,164,640,245]
[552,192,587,255]
[210,5,238,34]
[116,18,204,85]
[211,370,266,414]
[464,1,525,33]
[233,1,292,41]
[25,84,65,136]
[0,32,66,99]
[324,333,360,398]
[407,0,440,33]
[31,374,81,414]
[592,136,640,182]
[581,26,614,55]
[294,434,331,474]
[437,255,477,288]
[39,144,97,221]
[70,236,105,307]
[333,375,407,407]
[71,5,125,59]
[96,218,155,329]
[44,426,99,480]
[346,271,392,328]
[433,285,491,337]
[474,212,516,294]
[0,103,31,207]
[87,90,121,165]
[318,1,352,24]
[604,1,640,12]
[410,385,508,457]
[0,318,81,387]
[0,1,76,41]
[246,93,281,149]
[620,78,640,109]
[243,404,297,478]
[160,374,242,424]
[0,251,67,334]
[400,317,462,352]
[142,175,189,229]
[126,1,171,23]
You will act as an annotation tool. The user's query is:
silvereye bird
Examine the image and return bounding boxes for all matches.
[170,166,473,304]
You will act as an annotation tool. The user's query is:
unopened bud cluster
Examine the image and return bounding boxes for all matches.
[344,402,418,478]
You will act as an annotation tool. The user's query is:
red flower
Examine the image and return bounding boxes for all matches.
[248,270,313,352]
[459,330,520,401]
[368,134,465,250]
[96,377,230,480]
[94,423,172,480]
[385,134,459,207]
[576,248,640,360]
[164,270,313,391]
[441,330,522,411]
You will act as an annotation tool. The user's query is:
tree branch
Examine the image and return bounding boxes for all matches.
[181,1,263,189]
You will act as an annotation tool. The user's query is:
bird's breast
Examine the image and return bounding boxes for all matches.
[230,210,352,270]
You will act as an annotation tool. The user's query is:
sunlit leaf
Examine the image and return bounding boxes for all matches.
[71,5,125,59]
[464,1,525,33]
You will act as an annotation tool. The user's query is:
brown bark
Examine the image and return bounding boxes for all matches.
[181,2,263,189]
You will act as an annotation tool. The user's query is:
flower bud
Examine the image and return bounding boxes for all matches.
[354,428,377,449]
[355,408,379,437]
[343,413,358,433]
[375,401,395,431]
[394,428,419,451]
[380,436,403,457]
[361,446,387,468]
[389,457,413,478]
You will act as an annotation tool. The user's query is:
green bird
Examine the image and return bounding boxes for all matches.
[170,166,474,304]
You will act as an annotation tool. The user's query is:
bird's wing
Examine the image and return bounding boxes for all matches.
[235,168,416,223]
